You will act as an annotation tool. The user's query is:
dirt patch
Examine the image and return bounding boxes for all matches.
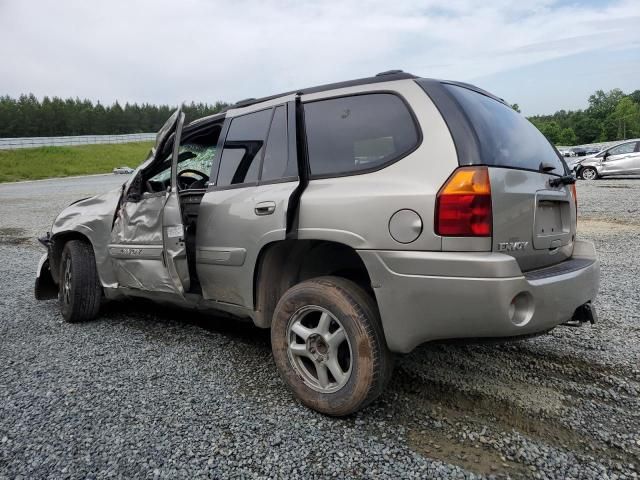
[408,428,530,479]
[394,363,637,476]
[396,368,582,446]
[0,227,30,245]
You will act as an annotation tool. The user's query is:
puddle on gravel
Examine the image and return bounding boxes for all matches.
[0,227,30,245]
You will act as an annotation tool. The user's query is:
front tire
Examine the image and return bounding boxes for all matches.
[59,240,102,322]
[580,167,599,180]
[271,276,393,416]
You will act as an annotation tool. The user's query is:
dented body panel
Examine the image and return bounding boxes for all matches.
[51,188,123,287]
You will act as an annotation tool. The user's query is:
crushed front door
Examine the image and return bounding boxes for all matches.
[109,108,190,295]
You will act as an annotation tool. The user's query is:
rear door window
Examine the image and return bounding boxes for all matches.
[444,84,565,174]
[303,93,419,177]
[216,108,272,187]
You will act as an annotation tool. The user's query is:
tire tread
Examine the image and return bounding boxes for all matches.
[59,240,102,322]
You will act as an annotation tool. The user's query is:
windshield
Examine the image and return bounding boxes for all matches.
[444,84,566,175]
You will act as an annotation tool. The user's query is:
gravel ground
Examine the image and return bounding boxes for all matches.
[1,175,639,479]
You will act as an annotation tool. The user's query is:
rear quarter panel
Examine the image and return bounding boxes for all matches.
[298,80,457,251]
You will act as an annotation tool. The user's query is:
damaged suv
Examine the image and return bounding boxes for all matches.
[35,71,600,416]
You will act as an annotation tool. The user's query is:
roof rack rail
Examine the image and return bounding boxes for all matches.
[375,69,404,76]
[233,98,257,107]
[226,71,417,111]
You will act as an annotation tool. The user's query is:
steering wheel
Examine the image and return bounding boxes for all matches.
[177,169,209,190]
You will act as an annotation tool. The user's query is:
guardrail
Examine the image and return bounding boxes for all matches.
[0,133,156,150]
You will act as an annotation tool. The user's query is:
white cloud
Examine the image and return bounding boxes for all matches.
[0,0,638,106]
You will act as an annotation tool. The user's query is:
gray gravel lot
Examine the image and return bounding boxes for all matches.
[1,175,639,479]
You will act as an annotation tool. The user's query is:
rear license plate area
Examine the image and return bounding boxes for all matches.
[536,201,565,235]
[533,200,571,249]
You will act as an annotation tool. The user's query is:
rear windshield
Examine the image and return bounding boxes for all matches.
[444,84,565,174]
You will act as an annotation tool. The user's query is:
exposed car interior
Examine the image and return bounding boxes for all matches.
[124,118,224,293]
[144,123,222,194]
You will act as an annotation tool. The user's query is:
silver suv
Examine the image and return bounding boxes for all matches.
[35,71,600,416]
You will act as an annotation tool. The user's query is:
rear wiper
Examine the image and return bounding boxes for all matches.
[549,174,576,187]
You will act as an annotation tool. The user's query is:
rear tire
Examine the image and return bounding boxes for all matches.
[580,167,598,180]
[271,276,393,416]
[58,240,102,322]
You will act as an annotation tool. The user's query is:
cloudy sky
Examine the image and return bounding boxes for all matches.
[0,0,638,115]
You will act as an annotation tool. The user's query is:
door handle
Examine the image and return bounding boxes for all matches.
[255,201,276,216]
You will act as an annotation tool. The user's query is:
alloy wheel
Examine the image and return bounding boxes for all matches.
[582,168,597,180]
[286,305,352,393]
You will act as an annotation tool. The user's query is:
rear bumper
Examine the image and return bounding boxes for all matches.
[358,240,600,353]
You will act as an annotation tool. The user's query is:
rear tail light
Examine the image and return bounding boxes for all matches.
[570,182,578,232]
[570,183,578,212]
[435,166,492,237]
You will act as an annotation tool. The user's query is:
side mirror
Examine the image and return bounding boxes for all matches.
[602,151,610,160]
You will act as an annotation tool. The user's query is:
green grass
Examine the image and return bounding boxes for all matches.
[0,142,154,183]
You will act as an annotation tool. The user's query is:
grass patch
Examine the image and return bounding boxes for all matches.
[0,142,153,182]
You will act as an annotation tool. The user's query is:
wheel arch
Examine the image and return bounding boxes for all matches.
[252,239,374,328]
[49,230,95,285]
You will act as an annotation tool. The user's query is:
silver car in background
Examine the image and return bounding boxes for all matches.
[574,140,640,180]
[35,71,600,416]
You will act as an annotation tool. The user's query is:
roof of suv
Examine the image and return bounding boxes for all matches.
[187,70,416,127]
[188,70,507,127]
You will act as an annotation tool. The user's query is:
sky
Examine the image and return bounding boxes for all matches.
[0,0,638,115]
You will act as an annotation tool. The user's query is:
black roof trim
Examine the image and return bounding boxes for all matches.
[233,97,258,107]
[439,80,508,106]
[226,70,417,111]
[375,69,405,76]
[185,111,226,129]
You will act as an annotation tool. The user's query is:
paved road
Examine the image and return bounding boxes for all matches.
[0,175,639,479]
[0,174,129,244]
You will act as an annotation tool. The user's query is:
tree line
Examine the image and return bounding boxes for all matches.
[0,94,229,138]
[1,89,639,145]
[527,88,640,146]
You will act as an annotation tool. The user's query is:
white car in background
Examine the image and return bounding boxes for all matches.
[112,166,134,174]
[574,140,640,180]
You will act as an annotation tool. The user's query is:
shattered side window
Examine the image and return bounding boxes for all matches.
[177,144,216,176]
[148,144,216,183]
